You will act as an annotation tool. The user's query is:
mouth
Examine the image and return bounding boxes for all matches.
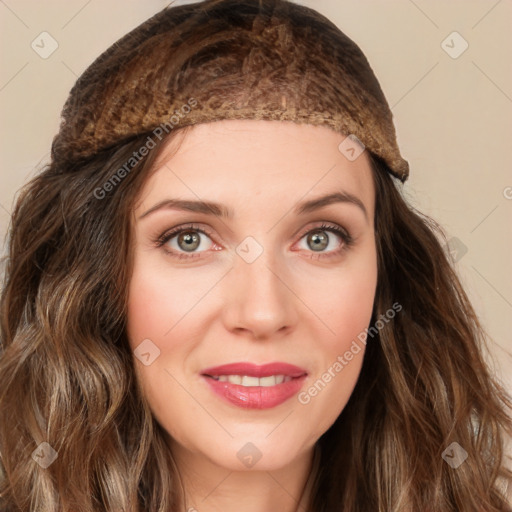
[201,362,308,409]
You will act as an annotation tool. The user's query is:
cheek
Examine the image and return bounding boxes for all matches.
[296,247,377,431]
[310,245,378,350]
[126,256,211,347]
[125,262,199,436]
[125,260,185,390]
[126,267,169,345]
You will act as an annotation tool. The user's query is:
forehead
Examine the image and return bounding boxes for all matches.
[135,119,375,219]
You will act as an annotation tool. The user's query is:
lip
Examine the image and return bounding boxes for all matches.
[201,362,308,409]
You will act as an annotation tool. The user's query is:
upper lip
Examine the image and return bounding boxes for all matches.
[201,362,308,378]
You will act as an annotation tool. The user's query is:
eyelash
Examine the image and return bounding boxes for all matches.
[154,222,354,261]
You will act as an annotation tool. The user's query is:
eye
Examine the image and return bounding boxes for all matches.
[155,223,217,260]
[295,223,353,259]
[155,222,353,260]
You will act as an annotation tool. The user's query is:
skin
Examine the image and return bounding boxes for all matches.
[127,119,377,512]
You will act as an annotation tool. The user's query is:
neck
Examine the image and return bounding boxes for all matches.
[170,442,318,512]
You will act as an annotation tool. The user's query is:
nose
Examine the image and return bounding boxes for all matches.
[221,244,299,341]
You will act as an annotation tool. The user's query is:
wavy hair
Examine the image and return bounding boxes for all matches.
[1,132,511,510]
[1,1,512,511]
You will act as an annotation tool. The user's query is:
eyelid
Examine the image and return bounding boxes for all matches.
[295,222,349,242]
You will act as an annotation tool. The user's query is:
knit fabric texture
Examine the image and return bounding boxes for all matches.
[51,0,410,182]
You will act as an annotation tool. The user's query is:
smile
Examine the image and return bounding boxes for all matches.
[201,362,308,409]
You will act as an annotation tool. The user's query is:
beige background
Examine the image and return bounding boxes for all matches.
[1,0,511,391]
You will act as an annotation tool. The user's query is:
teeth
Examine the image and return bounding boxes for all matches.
[259,375,276,387]
[241,376,259,387]
[211,374,292,387]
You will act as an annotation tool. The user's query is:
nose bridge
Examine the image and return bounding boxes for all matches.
[222,233,298,338]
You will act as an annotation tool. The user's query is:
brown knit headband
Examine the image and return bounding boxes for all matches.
[51,0,409,182]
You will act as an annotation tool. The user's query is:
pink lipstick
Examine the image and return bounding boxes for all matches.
[201,362,308,409]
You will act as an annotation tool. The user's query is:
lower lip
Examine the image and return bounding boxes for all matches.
[202,375,307,409]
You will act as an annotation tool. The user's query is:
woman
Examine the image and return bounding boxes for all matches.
[1,0,511,510]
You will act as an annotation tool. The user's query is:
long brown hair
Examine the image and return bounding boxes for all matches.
[2,0,512,510]
[0,131,187,511]
[1,131,511,510]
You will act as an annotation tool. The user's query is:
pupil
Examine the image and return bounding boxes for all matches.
[179,231,200,252]
[310,230,327,251]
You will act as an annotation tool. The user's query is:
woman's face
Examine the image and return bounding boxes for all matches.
[127,119,377,471]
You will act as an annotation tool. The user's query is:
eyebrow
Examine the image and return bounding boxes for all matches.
[138,191,368,221]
